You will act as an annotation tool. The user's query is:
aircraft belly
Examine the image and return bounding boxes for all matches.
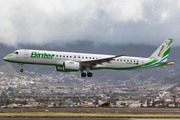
[28,58,45,63]
[105,62,134,68]
[46,59,58,64]
[97,62,135,69]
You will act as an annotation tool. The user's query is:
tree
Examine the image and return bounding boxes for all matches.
[60,100,65,106]
[5,99,10,105]
[53,103,56,107]
[173,95,177,107]
[101,102,110,107]
[95,97,99,105]
[161,99,165,107]
[7,87,14,91]
[22,100,28,105]
[120,102,126,106]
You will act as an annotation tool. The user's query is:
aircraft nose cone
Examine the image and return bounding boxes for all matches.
[3,54,13,61]
[3,57,8,61]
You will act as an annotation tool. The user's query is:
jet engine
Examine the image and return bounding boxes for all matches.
[63,61,80,70]
[56,61,80,72]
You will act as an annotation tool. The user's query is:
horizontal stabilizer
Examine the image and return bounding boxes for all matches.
[157,60,175,65]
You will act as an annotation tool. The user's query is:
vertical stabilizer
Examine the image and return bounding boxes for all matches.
[149,38,173,62]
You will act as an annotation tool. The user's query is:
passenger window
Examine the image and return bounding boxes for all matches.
[89,57,91,59]
[70,56,72,58]
[117,59,119,61]
[56,55,58,57]
[82,57,84,59]
[78,56,80,58]
[93,57,94,59]
[60,55,61,57]
[86,57,88,59]
[124,60,126,62]
[63,55,65,57]
[67,56,68,58]
[74,56,76,58]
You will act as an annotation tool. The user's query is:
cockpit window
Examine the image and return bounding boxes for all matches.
[14,52,18,54]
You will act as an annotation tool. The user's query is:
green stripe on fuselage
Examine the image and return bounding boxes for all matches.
[4,54,13,58]
[5,59,164,71]
[93,59,159,70]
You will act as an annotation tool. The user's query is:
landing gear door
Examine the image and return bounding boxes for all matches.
[24,50,29,59]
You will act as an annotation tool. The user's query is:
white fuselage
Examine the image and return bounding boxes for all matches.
[3,38,174,77]
[4,49,149,70]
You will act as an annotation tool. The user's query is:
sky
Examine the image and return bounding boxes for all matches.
[0,0,180,47]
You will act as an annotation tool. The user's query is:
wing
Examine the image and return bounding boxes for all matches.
[80,54,126,66]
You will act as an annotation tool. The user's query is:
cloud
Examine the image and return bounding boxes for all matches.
[0,0,180,46]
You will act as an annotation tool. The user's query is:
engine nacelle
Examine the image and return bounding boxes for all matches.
[63,61,80,70]
[56,61,80,72]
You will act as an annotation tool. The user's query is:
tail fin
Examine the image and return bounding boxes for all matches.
[149,38,173,62]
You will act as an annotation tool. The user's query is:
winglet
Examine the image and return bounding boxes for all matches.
[115,54,126,58]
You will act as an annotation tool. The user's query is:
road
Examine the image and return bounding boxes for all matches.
[0,118,178,120]
[0,108,180,113]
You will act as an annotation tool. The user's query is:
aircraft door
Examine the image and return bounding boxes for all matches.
[24,50,29,59]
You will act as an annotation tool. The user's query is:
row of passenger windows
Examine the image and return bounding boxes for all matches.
[56,55,98,59]
[55,55,139,63]
[113,59,139,63]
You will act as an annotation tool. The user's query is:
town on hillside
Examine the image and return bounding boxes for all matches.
[0,68,180,108]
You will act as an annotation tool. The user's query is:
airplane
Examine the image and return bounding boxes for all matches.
[3,38,174,77]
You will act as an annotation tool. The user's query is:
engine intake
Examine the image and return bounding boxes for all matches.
[56,61,80,72]
[63,61,80,70]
